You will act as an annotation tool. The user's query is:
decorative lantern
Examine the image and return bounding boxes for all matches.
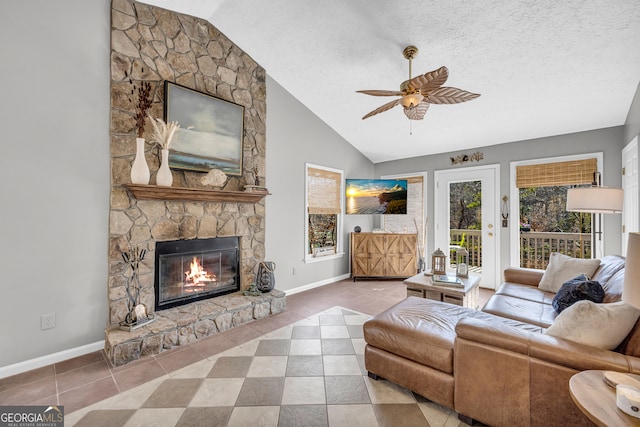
[456,247,469,278]
[431,248,447,275]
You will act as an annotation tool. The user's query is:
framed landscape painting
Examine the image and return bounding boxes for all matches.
[164,81,244,175]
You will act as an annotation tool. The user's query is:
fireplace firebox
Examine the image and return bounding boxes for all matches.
[154,237,240,311]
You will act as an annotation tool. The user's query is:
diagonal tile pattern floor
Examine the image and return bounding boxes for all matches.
[1,279,494,426]
[65,306,467,427]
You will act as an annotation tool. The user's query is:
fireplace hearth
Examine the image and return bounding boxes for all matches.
[154,237,240,311]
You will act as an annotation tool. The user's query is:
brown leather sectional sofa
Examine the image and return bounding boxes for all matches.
[363,255,640,426]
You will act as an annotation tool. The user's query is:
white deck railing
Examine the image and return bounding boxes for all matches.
[450,229,592,270]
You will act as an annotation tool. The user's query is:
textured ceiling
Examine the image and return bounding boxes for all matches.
[143,0,640,163]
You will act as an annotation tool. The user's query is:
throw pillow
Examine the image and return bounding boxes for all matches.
[538,253,601,293]
[551,274,605,314]
[544,300,640,350]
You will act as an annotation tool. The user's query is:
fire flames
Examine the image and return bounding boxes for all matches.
[185,257,217,287]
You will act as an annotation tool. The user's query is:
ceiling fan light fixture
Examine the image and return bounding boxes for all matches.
[357,45,479,120]
[400,93,424,108]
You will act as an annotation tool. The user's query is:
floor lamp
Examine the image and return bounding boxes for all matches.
[566,172,623,257]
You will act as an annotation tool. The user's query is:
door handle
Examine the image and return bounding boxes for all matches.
[488,232,494,237]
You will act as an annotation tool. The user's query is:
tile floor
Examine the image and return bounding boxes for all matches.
[0,278,494,426]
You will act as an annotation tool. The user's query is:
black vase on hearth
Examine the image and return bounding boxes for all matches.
[257,261,276,292]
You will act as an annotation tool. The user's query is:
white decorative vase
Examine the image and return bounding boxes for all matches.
[156,148,173,187]
[131,137,150,184]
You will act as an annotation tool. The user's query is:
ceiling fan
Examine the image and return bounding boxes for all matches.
[357,46,480,121]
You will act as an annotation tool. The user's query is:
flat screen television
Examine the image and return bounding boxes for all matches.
[346,179,408,215]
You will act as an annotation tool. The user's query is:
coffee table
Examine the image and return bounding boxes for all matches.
[404,272,481,309]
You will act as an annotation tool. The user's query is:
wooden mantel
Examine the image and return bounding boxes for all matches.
[124,184,269,203]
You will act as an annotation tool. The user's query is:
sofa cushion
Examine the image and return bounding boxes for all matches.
[551,275,604,313]
[592,255,625,287]
[495,282,555,305]
[544,300,640,350]
[616,318,640,357]
[482,294,557,328]
[538,253,601,293]
[602,269,626,303]
[363,297,542,374]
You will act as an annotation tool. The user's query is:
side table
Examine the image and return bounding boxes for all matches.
[404,272,480,309]
[569,370,640,426]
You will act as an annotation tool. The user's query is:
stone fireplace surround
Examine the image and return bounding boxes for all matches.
[105,0,284,367]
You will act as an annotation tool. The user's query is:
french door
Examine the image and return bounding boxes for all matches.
[434,165,500,289]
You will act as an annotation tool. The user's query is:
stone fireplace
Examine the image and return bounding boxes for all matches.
[154,237,240,311]
[104,1,284,367]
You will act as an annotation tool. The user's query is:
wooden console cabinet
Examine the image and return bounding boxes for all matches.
[350,232,417,280]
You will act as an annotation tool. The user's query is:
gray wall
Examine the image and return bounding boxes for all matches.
[265,77,373,292]
[375,126,626,278]
[0,0,111,367]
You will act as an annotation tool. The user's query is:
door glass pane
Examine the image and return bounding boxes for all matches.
[519,185,592,269]
[449,181,482,272]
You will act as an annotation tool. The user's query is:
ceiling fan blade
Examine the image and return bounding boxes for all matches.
[426,86,480,104]
[407,66,449,93]
[357,89,404,97]
[403,101,430,120]
[362,99,401,119]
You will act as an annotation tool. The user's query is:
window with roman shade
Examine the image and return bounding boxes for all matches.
[307,167,342,215]
[515,156,599,269]
[516,158,597,188]
[305,164,344,260]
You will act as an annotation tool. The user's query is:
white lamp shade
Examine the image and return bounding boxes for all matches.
[566,187,623,213]
[623,232,640,309]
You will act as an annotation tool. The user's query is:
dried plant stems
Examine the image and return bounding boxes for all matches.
[148,113,180,149]
[133,81,152,137]
[126,69,153,138]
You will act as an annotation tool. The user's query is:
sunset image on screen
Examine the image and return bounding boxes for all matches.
[346,179,407,215]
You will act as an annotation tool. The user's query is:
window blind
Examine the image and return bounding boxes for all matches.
[516,158,597,188]
[307,167,341,214]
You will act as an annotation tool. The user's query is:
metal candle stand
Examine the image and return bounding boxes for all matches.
[119,246,155,331]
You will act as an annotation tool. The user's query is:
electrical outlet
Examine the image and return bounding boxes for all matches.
[41,313,56,330]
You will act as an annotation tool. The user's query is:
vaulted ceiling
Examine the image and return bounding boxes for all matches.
[143,0,640,163]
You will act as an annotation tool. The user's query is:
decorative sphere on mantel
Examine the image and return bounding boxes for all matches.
[200,168,228,188]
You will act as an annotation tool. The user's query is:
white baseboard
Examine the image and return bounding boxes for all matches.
[285,273,351,295]
[0,274,352,379]
[0,341,105,379]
